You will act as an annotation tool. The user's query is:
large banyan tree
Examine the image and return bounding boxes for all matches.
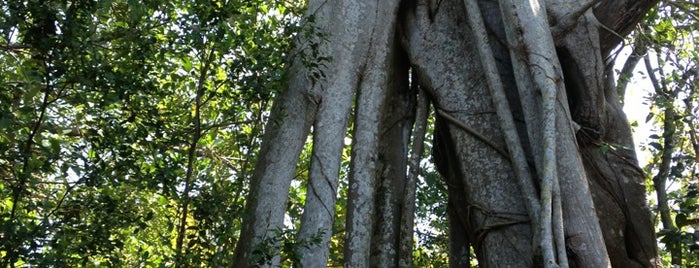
[233,0,660,267]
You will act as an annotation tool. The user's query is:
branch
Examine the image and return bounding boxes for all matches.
[616,39,648,106]
[175,42,216,264]
[435,108,509,158]
[667,1,699,21]
[550,0,602,40]
[0,44,31,52]
[594,0,660,54]
[644,50,683,266]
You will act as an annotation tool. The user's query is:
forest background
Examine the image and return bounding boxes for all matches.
[0,0,697,266]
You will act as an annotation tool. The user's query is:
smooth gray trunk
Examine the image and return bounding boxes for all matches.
[343,0,404,267]
[295,1,378,267]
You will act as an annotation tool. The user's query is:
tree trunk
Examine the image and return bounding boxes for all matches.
[370,50,412,266]
[235,0,660,266]
[402,1,539,266]
[341,1,404,267]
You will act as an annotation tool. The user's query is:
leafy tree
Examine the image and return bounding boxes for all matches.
[0,0,301,266]
[617,1,699,266]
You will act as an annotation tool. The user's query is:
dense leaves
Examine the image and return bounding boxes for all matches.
[0,0,301,266]
[621,1,699,266]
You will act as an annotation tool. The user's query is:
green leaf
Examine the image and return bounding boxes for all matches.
[0,116,11,130]
[158,195,168,205]
[24,86,40,104]
[648,142,662,151]
[676,213,688,227]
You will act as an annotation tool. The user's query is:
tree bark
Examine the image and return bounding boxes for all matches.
[231,40,318,268]
[235,0,661,266]
[234,0,384,266]
[295,0,379,265]
[342,1,404,267]
[402,1,536,266]
[398,85,429,268]
[370,50,412,267]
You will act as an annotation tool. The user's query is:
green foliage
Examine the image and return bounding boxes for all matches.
[0,0,304,266]
[629,2,699,266]
[413,116,451,267]
[250,227,324,267]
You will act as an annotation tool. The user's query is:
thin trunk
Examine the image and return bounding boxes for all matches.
[463,0,541,225]
[295,71,355,266]
[231,17,321,267]
[616,40,648,105]
[175,45,214,266]
[652,106,682,266]
[344,85,383,267]
[4,60,53,268]
[434,115,471,268]
[500,1,610,266]
[398,85,429,268]
[644,53,682,266]
[497,2,563,264]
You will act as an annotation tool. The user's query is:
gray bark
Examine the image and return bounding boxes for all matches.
[398,86,429,268]
[402,1,535,266]
[344,0,404,267]
[370,54,412,267]
[235,0,660,266]
[231,27,319,268]
[295,1,378,266]
[401,0,658,266]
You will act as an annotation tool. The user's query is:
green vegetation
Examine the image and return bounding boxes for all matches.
[626,2,699,266]
[0,0,298,266]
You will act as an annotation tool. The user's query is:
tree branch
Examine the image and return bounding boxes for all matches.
[435,108,509,158]
[616,39,648,106]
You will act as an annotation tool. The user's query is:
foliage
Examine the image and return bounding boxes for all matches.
[250,227,324,267]
[0,0,302,266]
[412,166,450,267]
[622,1,699,266]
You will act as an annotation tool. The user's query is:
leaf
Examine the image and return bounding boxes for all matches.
[676,213,688,227]
[0,116,10,130]
[645,112,654,123]
[648,142,663,151]
[24,86,40,104]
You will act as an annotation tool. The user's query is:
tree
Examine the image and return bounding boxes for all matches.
[234,0,661,267]
[0,0,301,266]
[618,2,699,266]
